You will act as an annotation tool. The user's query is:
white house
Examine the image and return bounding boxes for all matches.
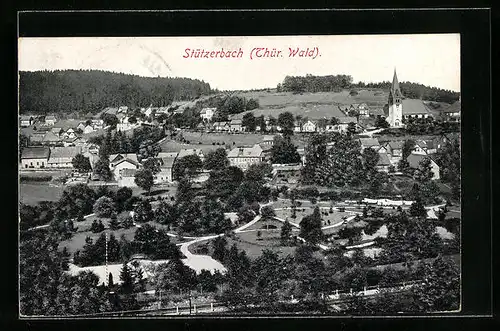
[20,147,50,169]
[227,144,264,170]
[117,168,137,187]
[45,115,57,126]
[111,158,142,181]
[302,120,317,133]
[200,108,216,122]
[20,115,33,127]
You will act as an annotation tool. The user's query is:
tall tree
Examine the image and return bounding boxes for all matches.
[242,112,257,132]
[278,112,295,136]
[134,169,154,193]
[270,135,301,164]
[72,154,92,172]
[203,148,229,170]
[299,206,323,244]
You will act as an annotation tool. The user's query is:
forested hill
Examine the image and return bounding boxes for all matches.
[277,75,460,104]
[19,70,212,114]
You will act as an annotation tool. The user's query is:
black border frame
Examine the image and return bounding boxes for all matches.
[5,7,494,331]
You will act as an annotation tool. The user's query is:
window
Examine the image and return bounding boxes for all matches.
[37,162,39,166]
[30,162,33,166]
[25,164,28,168]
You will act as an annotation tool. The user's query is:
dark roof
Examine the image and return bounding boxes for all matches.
[407,153,438,168]
[377,153,391,166]
[386,140,404,150]
[402,99,433,115]
[21,147,50,159]
[359,138,380,147]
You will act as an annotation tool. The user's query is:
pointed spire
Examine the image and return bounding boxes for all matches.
[392,68,400,91]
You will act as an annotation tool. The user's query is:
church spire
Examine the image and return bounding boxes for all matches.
[392,68,400,91]
[391,68,402,98]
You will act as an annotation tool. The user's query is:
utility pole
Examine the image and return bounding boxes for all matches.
[189,288,192,315]
[105,231,109,287]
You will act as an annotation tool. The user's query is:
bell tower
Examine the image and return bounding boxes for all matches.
[388,69,403,127]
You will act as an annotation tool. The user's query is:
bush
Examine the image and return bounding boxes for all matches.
[19,175,53,182]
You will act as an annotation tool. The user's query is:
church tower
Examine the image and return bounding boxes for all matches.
[387,69,403,127]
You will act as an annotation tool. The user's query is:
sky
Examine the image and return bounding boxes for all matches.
[18,34,460,92]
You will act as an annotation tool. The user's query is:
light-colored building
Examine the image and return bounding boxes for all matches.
[117,168,137,187]
[200,107,216,122]
[109,153,139,168]
[45,115,57,126]
[414,140,438,155]
[47,146,82,168]
[442,100,461,122]
[230,119,243,132]
[227,144,264,170]
[20,115,33,127]
[20,147,50,169]
[177,148,204,161]
[375,153,392,173]
[155,156,176,184]
[111,158,142,181]
[302,120,317,133]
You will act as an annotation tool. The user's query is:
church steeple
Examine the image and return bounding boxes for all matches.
[391,68,402,98]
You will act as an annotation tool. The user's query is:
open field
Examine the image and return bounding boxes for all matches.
[274,207,353,227]
[234,90,389,108]
[161,133,308,152]
[59,219,187,255]
[189,230,300,260]
[19,183,64,205]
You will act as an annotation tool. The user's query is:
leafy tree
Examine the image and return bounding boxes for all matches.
[409,198,427,218]
[245,162,273,182]
[133,199,153,223]
[142,158,161,175]
[299,207,323,244]
[362,147,380,176]
[90,219,105,233]
[375,115,390,128]
[203,148,229,170]
[119,213,134,229]
[270,135,301,164]
[413,157,434,183]
[93,196,116,217]
[242,112,257,132]
[93,155,113,182]
[109,213,120,230]
[172,154,203,180]
[175,177,194,203]
[120,262,134,294]
[154,200,177,226]
[115,186,133,212]
[72,154,92,172]
[134,169,154,193]
[278,112,295,136]
[260,205,276,221]
[58,184,96,218]
[256,115,267,132]
[101,113,119,127]
[280,220,293,244]
[410,256,460,312]
[212,236,228,262]
[200,198,232,234]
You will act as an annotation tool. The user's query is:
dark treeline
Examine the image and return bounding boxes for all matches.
[19,70,212,114]
[278,75,460,104]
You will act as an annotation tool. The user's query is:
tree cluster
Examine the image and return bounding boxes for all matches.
[19,70,211,114]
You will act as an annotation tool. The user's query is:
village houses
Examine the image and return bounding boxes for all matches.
[227,144,264,170]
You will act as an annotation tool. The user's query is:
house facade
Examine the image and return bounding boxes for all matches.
[20,115,33,127]
[45,115,57,126]
[47,146,82,168]
[21,147,50,169]
[228,144,264,170]
[200,108,216,122]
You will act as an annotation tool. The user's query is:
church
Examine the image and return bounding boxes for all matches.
[386,69,435,127]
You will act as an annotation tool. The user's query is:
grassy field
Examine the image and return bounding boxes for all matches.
[235,90,389,108]
[19,183,64,205]
[190,230,298,260]
[59,218,187,255]
[274,207,353,227]
[161,132,307,152]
